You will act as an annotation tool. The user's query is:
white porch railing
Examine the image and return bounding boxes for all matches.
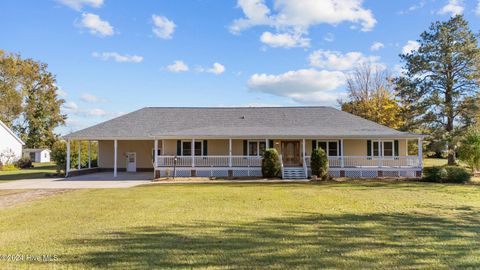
[156,155,262,167]
[304,156,420,168]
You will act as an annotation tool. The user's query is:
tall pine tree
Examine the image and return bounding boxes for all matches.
[396,15,480,164]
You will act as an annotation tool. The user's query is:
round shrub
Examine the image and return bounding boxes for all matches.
[444,166,471,183]
[261,148,281,178]
[423,167,447,182]
[15,157,32,169]
[311,148,329,180]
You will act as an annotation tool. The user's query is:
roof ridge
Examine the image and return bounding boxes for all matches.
[143,106,332,109]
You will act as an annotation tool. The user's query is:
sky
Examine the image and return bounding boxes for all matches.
[1,0,479,134]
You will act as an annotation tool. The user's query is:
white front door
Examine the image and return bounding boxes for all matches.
[126,152,136,172]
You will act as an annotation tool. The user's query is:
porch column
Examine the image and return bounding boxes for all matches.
[114,139,118,177]
[66,140,71,177]
[405,139,409,156]
[88,140,91,169]
[154,139,158,167]
[302,138,306,160]
[378,139,383,167]
[78,140,81,170]
[191,138,195,168]
[229,138,232,167]
[418,137,423,167]
[161,139,164,155]
[340,139,344,168]
[265,138,269,148]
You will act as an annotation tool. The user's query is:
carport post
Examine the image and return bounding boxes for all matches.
[191,138,195,168]
[114,139,118,177]
[78,140,81,170]
[88,140,91,169]
[154,139,158,167]
[229,138,232,167]
[66,140,71,177]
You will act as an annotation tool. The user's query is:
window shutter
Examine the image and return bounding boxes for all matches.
[394,140,399,157]
[367,140,372,156]
[312,140,317,151]
[203,140,208,156]
[176,140,181,156]
[269,140,274,149]
[243,140,247,155]
[338,140,342,156]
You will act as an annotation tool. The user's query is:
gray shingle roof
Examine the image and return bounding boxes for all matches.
[64,106,420,139]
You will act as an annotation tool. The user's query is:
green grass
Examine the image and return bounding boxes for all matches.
[0,181,479,269]
[0,162,57,181]
[423,158,448,168]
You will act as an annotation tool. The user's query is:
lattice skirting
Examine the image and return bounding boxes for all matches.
[196,169,229,177]
[232,168,262,177]
[308,167,420,178]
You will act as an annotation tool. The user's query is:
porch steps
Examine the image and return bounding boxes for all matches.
[282,167,306,180]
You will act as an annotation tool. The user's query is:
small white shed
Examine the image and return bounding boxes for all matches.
[23,149,51,163]
[0,120,25,165]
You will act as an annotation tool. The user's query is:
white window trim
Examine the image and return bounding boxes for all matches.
[247,140,266,157]
[181,140,203,156]
[317,140,339,157]
[370,140,395,158]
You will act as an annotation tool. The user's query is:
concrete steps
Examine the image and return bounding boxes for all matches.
[283,167,306,179]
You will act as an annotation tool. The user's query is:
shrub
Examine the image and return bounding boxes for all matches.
[1,164,18,171]
[261,148,281,178]
[423,166,470,183]
[458,127,480,174]
[311,148,329,180]
[51,140,67,173]
[15,157,32,169]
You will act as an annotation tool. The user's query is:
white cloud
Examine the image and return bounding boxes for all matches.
[402,40,420,54]
[92,52,143,63]
[80,93,99,103]
[476,0,480,15]
[308,50,381,71]
[230,0,376,41]
[324,33,335,42]
[152,15,176,39]
[166,60,189,72]
[438,0,464,16]
[57,0,103,11]
[370,41,384,51]
[86,108,107,116]
[198,62,226,75]
[247,69,346,104]
[63,101,79,110]
[260,31,310,48]
[79,13,114,37]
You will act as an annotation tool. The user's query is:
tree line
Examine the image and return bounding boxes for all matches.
[339,15,480,167]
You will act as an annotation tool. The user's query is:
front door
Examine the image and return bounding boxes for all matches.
[126,152,136,172]
[281,141,301,166]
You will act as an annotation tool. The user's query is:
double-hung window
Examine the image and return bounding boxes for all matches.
[317,141,339,156]
[370,140,394,158]
[182,141,203,156]
[248,140,266,156]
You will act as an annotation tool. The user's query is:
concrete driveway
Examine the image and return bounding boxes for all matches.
[0,172,153,189]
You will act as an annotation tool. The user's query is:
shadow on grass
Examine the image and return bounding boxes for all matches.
[0,165,57,181]
[61,209,480,269]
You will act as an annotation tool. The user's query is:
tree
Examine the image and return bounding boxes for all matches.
[51,140,98,173]
[261,148,281,178]
[458,127,480,174]
[0,50,23,127]
[339,64,405,129]
[0,50,66,148]
[310,148,328,180]
[395,15,480,165]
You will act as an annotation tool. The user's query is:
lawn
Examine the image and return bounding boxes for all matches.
[0,162,57,181]
[0,181,479,269]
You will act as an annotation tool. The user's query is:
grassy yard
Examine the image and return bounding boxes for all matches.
[0,181,479,269]
[0,162,57,181]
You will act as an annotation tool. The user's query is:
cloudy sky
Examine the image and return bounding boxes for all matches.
[1,0,479,134]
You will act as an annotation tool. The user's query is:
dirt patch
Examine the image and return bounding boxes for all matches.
[0,189,70,209]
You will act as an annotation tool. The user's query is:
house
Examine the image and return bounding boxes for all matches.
[0,120,25,165]
[23,149,51,163]
[63,107,424,179]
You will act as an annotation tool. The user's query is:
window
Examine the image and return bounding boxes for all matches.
[248,140,266,156]
[181,141,202,156]
[317,141,339,156]
[383,141,393,157]
[370,141,394,157]
[372,141,380,157]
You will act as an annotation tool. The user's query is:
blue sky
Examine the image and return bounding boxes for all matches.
[1,0,479,134]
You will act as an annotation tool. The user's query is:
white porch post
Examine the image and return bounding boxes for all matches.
[340,139,344,168]
[154,139,158,167]
[191,138,195,168]
[418,137,423,167]
[78,140,81,170]
[378,139,383,167]
[302,138,306,160]
[265,138,269,149]
[114,139,118,177]
[229,138,232,167]
[405,139,409,156]
[66,140,71,177]
[88,140,91,169]
[161,139,164,155]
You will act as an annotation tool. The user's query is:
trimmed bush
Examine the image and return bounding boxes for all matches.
[311,148,329,180]
[261,148,281,178]
[423,166,470,183]
[15,157,32,169]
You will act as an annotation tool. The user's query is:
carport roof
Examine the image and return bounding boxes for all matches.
[64,106,422,139]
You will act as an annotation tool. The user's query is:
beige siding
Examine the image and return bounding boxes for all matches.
[99,140,154,168]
